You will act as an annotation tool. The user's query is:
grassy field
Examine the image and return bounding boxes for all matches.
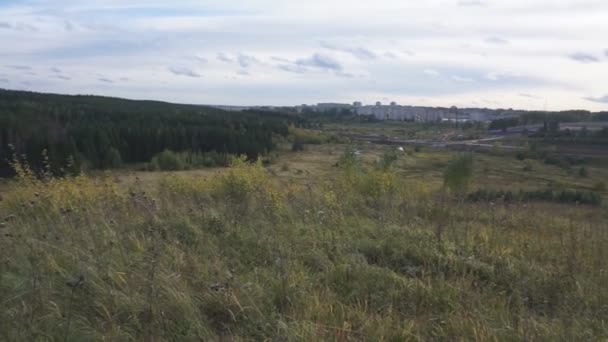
[1,134,607,340]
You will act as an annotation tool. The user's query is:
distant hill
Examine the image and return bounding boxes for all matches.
[0,89,300,177]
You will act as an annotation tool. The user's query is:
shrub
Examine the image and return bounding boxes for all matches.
[377,148,398,171]
[443,153,474,195]
[150,149,185,171]
[578,167,588,178]
[467,188,602,206]
[102,147,122,169]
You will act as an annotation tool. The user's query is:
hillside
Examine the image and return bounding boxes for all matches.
[1,140,607,340]
[0,89,300,177]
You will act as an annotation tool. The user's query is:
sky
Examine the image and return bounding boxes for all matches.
[0,0,607,111]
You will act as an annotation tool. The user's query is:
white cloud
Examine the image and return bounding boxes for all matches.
[168,66,201,78]
[451,75,474,82]
[0,0,607,110]
[423,69,440,77]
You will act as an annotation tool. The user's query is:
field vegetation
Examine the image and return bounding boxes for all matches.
[1,136,607,340]
[1,91,607,340]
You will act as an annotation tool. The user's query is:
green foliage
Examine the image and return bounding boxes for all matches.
[443,153,474,195]
[578,166,588,178]
[336,145,359,170]
[0,89,298,176]
[377,148,398,171]
[1,155,607,341]
[544,154,587,169]
[149,150,185,171]
[467,188,602,206]
[102,147,122,169]
[148,150,229,171]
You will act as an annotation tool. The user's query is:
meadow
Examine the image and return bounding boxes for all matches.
[1,136,607,341]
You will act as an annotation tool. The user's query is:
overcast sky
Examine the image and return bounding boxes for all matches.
[1,0,607,110]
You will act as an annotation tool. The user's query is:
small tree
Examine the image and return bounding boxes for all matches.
[150,150,185,171]
[102,147,122,169]
[443,153,474,196]
[378,148,398,171]
[337,145,358,170]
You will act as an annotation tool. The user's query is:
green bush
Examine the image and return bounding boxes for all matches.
[578,167,588,178]
[443,153,474,195]
[102,147,122,169]
[150,149,185,171]
[467,188,602,206]
[148,150,230,171]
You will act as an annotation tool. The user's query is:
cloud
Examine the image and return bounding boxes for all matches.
[320,41,377,60]
[383,52,397,59]
[120,77,130,81]
[0,22,37,31]
[217,52,234,63]
[168,66,201,78]
[336,71,355,78]
[485,36,509,45]
[0,78,9,83]
[458,0,486,6]
[270,56,290,63]
[194,56,208,64]
[64,20,75,32]
[50,67,62,73]
[569,53,600,63]
[98,78,114,83]
[6,65,31,71]
[295,53,342,71]
[485,71,509,81]
[237,53,259,68]
[13,22,38,32]
[277,64,306,73]
[584,95,608,104]
[424,69,440,77]
[0,0,605,110]
[605,49,608,57]
[451,75,474,82]
[55,75,71,81]
[519,93,541,99]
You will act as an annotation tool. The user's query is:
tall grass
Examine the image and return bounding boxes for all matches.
[1,156,607,340]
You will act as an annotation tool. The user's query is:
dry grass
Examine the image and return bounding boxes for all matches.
[1,147,607,341]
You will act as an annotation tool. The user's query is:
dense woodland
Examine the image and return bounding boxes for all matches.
[0,89,302,177]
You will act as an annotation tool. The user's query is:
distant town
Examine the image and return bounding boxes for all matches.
[211,101,605,123]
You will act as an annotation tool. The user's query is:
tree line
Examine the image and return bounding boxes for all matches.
[489,110,608,131]
[0,89,301,177]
